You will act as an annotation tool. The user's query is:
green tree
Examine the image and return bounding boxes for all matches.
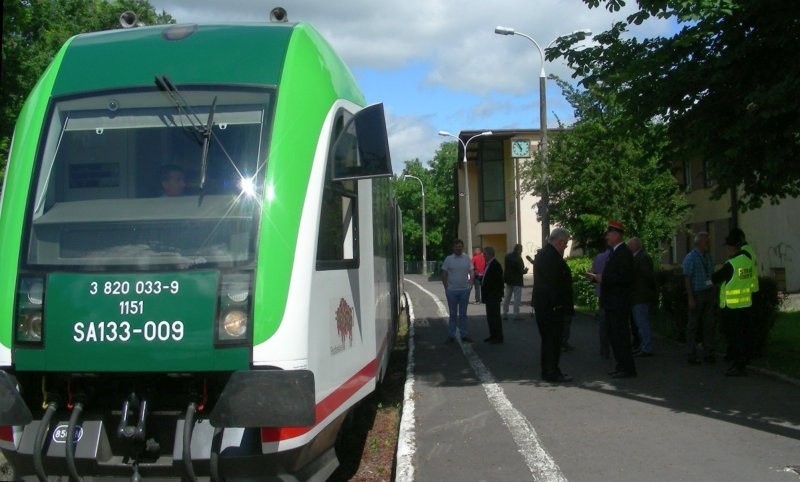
[393,142,458,267]
[551,0,800,211]
[1,0,174,172]
[522,79,690,257]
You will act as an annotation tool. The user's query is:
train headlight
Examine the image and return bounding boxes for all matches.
[17,312,43,342]
[216,273,252,345]
[16,276,45,344]
[222,310,248,338]
[27,281,44,305]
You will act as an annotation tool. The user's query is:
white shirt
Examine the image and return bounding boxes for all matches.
[441,254,473,290]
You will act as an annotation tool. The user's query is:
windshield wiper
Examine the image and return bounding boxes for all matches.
[199,96,217,192]
[154,75,206,144]
[155,75,218,205]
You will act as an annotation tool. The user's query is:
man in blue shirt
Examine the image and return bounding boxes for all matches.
[682,232,716,364]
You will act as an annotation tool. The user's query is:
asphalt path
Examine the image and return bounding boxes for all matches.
[398,274,800,482]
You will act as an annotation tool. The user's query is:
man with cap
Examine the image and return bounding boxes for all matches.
[721,228,759,362]
[593,221,637,378]
[712,233,756,376]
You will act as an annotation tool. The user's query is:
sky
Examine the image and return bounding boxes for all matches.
[148,0,676,173]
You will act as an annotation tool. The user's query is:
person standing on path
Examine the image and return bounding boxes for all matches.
[628,237,656,357]
[589,246,612,359]
[532,228,574,383]
[481,246,505,343]
[593,221,637,378]
[472,247,486,304]
[682,232,716,364]
[503,244,528,319]
[441,239,475,343]
[712,233,756,376]
[722,228,759,362]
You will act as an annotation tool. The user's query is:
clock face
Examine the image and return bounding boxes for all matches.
[511,139,530,157]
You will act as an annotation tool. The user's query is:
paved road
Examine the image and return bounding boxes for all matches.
[399,274,800,482]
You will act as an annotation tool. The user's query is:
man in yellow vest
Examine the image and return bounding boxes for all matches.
[712,233,755,376]
[722,228,759,363]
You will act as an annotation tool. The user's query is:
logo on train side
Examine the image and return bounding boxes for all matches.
[52,424,84,444]
[331,298,354,355]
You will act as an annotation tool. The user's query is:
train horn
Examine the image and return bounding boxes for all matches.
[119,11,138,29]
[269,7,288,23]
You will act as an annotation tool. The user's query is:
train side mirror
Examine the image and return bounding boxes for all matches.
[331,103,393,181]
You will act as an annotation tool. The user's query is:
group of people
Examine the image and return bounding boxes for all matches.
[440,241,531,344]
[683,228,758,376]
[438,220,759,383]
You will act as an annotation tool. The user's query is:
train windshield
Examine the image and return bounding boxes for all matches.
[24,87,272,270]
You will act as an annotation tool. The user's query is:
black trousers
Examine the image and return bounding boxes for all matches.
[607,307,636,374]
[724,307,754,370]
[535,308,564,379]
[485,297,503,340]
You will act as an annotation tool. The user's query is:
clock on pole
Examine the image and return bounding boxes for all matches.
[511,139,530,158]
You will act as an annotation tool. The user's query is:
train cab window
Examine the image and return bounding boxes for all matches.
[24,87,272,269]
[317,110,359,270]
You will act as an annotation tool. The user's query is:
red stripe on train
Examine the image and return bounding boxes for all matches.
[261,359,378,442]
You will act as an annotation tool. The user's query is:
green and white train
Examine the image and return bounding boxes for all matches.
[0,11,404,481]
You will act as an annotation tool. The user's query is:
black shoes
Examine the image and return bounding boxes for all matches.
[461,336,474,343]
[688,356,701,365]
[484,336,504,344]
[725,366,746,377]
[543,374,574,383]
[635,351,654,357]
[609,371,637,378]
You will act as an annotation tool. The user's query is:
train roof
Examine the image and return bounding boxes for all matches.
[50,22,338,96]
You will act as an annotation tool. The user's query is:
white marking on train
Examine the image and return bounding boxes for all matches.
[404,278,567,482]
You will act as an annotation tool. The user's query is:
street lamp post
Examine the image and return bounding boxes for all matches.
[438,130,493,257]
[403,174,427,276]
[494,26,591,248]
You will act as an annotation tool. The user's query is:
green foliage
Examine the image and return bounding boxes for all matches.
[393,142,458,265]
[566,256,597,310]
[750,277,785,357]
[521,80,690,256]
[1,0,175,176]
[552,0,800,211]
[753,311,800,380]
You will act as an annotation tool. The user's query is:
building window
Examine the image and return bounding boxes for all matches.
[703,158,715,188]
[683,160,692,191]
[479,140,505,222]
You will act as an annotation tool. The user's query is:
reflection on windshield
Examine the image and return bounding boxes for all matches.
[26,88,270,269]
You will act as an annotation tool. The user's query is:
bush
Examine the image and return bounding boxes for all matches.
[655,268,688,341]
[566,256,597,310]
[751,277,785,357]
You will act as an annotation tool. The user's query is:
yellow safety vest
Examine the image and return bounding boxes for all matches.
[719,253,754,309]
[742,244,759,292]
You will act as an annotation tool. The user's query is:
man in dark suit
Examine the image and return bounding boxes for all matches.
[593,221,637,378]
[481,246,505,343]
[532,228,574,382]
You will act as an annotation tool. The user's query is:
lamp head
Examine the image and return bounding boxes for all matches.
[438,130,452,137]
[481,131,493,136]
[495,26,515,35]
